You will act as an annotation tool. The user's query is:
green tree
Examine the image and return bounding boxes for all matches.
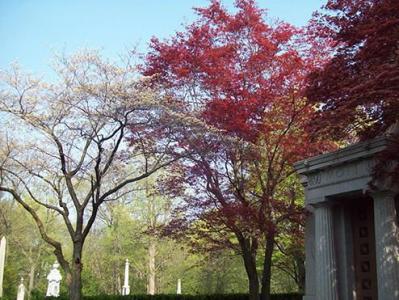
[0,51,178,300]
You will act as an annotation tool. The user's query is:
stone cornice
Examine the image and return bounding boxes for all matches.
[294,136,388,175]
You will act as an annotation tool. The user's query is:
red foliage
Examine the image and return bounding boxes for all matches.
[143,0,334,297]
[145,0,335,145]
[306,0,399,186]
[306,0,399,139]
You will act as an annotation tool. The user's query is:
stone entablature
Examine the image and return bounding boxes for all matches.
[294,136,399,300]
[295,136,386,205]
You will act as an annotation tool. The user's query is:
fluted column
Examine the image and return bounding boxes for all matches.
[303,213,316,300]
[314,203,339,300]
[371,190,399,300]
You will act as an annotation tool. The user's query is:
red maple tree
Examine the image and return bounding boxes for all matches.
[143,1,333,299]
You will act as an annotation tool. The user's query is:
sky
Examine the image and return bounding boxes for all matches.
[0,0,325,77]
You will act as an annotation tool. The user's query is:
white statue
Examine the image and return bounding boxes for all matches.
[46,262,62,297]
[16,277,25,300]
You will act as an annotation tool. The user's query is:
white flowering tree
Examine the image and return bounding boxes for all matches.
[0,51,180,300]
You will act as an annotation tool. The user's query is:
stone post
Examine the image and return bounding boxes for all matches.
[0,237,6,298]
[371,190,399,300]
[122,259,130,295]
[314,203,338,300]
[177,279,181,295]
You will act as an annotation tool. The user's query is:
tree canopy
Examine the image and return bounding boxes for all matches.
[306,0,399,139]
[143,1,334,300]
[306,0,399,184]
[0,51,180,300]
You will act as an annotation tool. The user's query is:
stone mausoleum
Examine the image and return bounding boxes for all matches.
[294,135,399,300]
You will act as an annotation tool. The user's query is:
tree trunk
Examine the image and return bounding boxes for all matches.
[28,264,35,300]
[260,236,274,300]
[117,274,121,295]
[242,249,259,300]
[147,240,156,295]
[69,242,83,300]
[215,271,225,294]
[294,250,305,292]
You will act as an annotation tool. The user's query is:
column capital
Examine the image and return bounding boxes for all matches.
[305,204,314,213]
[311,200,336,210]
[369,189,397,199]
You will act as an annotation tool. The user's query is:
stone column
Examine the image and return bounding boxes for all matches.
[372,190,399,300]
[335,206,355,300]
[314,203,338,300]
[303,212,316,300]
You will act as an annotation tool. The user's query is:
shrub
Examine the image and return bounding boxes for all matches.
[32,293,303,300]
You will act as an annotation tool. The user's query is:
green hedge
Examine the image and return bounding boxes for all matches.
[32,293,303,300]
